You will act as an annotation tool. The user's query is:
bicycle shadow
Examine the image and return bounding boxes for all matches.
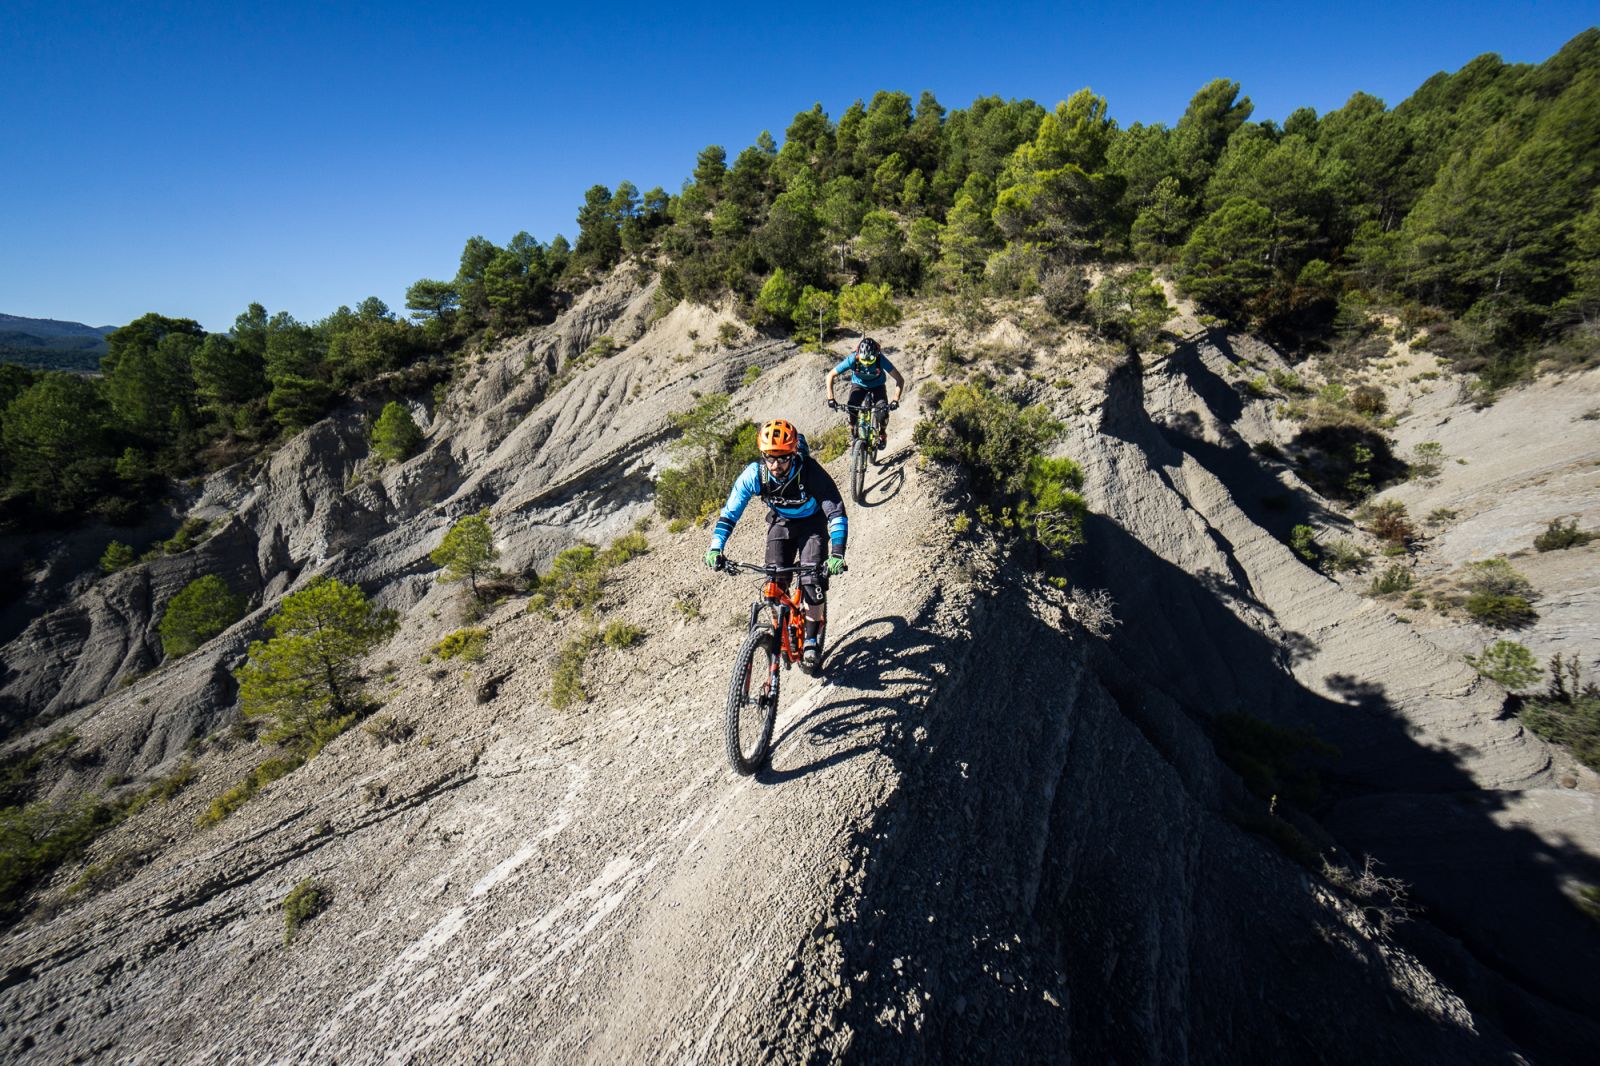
[757,611,944,785]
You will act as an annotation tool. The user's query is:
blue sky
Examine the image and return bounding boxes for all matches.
[1,1,1593,333]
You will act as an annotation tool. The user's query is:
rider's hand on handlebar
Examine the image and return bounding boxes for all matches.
[704,548,725,571]
[889,399,899,410]
[827,398,838,411]
[826,555,846,576]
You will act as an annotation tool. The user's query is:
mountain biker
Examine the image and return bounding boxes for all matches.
[826,337,905,451]
[704,418,847,670]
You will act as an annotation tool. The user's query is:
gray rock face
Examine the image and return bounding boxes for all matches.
[1,306,1597,1063]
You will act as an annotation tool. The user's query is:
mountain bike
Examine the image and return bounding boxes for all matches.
[842,401,888,505]
[716,559,845,774]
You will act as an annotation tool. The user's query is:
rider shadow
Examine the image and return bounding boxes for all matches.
[757,613,943,785]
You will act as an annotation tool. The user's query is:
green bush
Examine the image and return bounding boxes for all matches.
[1322,539,1371,574]
[431,509,501,600]
[655,394,758,524]
[1457,558,1537,628]
[159,574,246,658]
[100,541,136,574]
[1408,441,1445,480]
[741,365,762,385]
[1289,524,1318,563]
[1464,592,1537,629]
[1534,517,1596,552]
[0,798,121,919]
[1361,499,1416,549]
[283,878,330,944]
[549,630,600,709]
[162,517,212,555]
[1466,640,1542,690]
[433,627,488,662]
[914,381,1085,554]
[602,621,644,648]
[370,401,423,462]
[198,755,302,826]
[1369,564,1413,596]
[810,424,850,463]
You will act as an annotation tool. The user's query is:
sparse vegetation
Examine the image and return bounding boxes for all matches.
[362,715,414,747]
[1289,524,1318,563]
[654,393,757,525]
[432,627,488,662]
[1359,499,1416,550]
[549,630,601,709]
[1456,558,1537,629]
[602,621,644,648]
[282,878,330,944]
[1214,712,1338,807]
[913,381,1086,555]
[99,541,136,574]
[1369,563,1413,596]
[1321,855,1415,938]
[810,424,850,463]
[1465,640,1542,690]
[1067,587,1119,638]
[1533,517,1596,552]
[1520,654,1600,771]
[1407,441,1446,480]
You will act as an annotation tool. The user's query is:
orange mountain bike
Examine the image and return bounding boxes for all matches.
[716,559,845,774]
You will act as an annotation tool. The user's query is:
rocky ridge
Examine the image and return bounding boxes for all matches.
[1,278,1598,1063]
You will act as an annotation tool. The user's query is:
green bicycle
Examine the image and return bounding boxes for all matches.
[841,400,888,505]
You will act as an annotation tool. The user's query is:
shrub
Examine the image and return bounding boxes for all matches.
[1361,499,1416,549]
[718,322,742,347]
[0,798,122,920]
[741,365,762,386]
[100,541,136,574]
[1534,517,1596,552]
[585,336,619,359]
[1289,524,1318,563]
[363,715,414,746]
[756,268,801,325]
[1067,587,1119,638]
[1369,564,1413,596]
[549,630,600,709]
[1426,507,1458,526]
[370,401,423,462]
[159,575,246,658]
[1464,592,1537,629]
[1520,655,1600,770]
[198,755,301,826]
[162,517,211,555]
[602,621,644,648]
[913,381,1084,554]
[1040,267,1089,322]
[1465,640,1542,690]
[655,394,757,524]
[810,424,850,463]
[1457,558,1536,631]
[1269,370,1308,395]
[1349,385,1387,417]
[283,878,330,944]
[1086,268,1172,351]
[433,627,488,662]
[1322,539,1371,573]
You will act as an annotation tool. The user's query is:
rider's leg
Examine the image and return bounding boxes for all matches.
[797,522,828,667]
[765,516,798,602]
[870,385,889,449]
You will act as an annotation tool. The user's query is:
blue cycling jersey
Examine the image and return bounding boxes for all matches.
[711,458,847,552]
[833,352,897,389]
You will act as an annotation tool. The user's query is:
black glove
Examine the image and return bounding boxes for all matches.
[889,399,899,410]
[827,399,839,411]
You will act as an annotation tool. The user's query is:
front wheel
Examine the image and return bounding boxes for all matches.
[725,627,779,774]
[850,440,867,504]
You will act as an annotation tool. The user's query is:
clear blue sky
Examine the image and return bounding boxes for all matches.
[1,1,1593,332]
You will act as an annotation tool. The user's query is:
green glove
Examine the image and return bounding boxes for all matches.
[826,555,846,576]
[704,548,724,571]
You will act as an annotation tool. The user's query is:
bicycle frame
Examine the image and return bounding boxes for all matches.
[722,560,836,667]
[842,402,887,450]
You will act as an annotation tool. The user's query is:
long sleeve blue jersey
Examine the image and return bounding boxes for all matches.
[710,457,847,553]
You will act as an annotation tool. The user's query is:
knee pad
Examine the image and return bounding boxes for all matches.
[800,582,827,606]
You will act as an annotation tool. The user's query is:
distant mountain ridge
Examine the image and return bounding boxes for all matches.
[0,313,114,372]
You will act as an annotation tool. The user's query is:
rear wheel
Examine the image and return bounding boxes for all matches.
[724,627,779,774]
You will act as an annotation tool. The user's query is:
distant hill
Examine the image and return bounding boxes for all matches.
[0,313,114,372]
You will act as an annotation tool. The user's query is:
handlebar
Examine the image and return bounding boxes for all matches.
[718,558,847,577]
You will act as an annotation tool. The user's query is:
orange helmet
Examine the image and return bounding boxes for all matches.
[757,418,800,456]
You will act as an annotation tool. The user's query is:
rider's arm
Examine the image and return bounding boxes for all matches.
[808,459,848,555]
[825,367,839,403]
[888,365,906,402]
[710,462,762,551]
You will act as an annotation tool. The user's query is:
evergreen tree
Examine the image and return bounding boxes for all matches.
[370,401,422,462]
[235,577,398,750]
[430,509,500,598]
[159,574,246,658]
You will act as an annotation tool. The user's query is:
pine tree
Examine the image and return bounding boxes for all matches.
[370,401,422,462]
[430,509,501,598]
[235,577,398,751]
[159,574,246,658]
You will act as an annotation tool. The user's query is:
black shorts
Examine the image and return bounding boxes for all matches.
[765,509,830,601]
[847,384,888,411]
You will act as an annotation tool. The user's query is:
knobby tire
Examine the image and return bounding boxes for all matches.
[850,440,866,504]
[725,626,779,775]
